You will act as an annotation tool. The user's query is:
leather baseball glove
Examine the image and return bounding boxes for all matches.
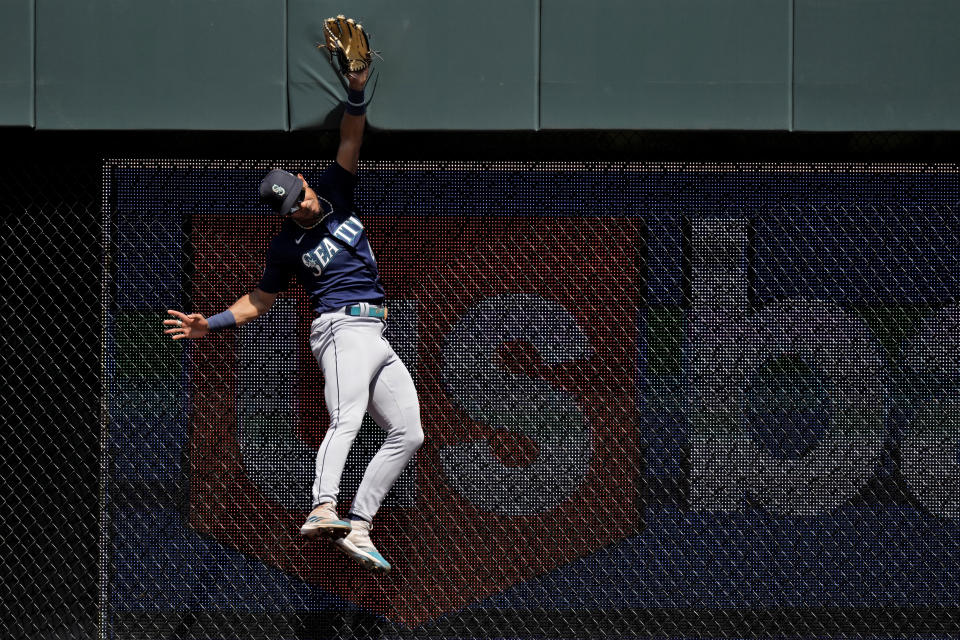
[319,15,372,75]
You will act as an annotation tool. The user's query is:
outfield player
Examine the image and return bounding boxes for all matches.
[163,66,422,574]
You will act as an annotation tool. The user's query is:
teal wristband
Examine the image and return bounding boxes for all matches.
[206,310,236,333]
[346,88,366,116]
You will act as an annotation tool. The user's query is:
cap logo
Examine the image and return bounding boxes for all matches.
[272,184,286,197]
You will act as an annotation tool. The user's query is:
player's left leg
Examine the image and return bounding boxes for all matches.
[334,352,423,572]
[352,353,423,520]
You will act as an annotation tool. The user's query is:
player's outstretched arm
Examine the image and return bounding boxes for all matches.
[163,288,278,340]
[336,67,370,175]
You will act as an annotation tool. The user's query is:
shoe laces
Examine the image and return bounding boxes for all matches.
[351,519,372,541]
[316,502,338,519]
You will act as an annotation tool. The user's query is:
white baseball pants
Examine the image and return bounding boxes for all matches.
[308,312,423,521]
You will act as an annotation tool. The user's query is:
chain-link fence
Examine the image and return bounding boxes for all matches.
[5,141,960,639]
[2,156,102,640]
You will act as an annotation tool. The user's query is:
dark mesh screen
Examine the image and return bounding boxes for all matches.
[98,160,959,639]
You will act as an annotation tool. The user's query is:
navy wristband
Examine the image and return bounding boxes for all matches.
[345,88,366,116]
[206,310,236,333]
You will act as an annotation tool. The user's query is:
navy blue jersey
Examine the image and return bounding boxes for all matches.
[257,162,385,314]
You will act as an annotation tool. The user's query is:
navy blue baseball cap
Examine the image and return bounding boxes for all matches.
[259,169,304,215]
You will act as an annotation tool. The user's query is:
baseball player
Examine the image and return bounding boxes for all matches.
[163,62,423,574]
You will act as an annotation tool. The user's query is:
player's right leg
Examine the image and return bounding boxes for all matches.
[303,314,390,537]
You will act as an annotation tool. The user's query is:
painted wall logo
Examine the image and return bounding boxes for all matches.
[684,217,958,518]
[187,214,646,626]
[108,164,960,636]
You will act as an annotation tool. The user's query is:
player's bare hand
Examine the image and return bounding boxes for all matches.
[346,66,370,91]
[164,310,208,340]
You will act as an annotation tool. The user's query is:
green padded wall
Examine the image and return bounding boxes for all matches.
[795,0,960,131]
[540,0,791,129]
[10,0,960,131]
[288,0,538,131]
[36,0,286,130]
[0,0,33,127]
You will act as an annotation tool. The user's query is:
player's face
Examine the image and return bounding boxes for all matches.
[288,174,322,224]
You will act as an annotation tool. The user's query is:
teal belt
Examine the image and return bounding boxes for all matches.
[345,303,388,319]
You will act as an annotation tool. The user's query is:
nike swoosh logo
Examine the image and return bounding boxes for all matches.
[295,234,306,244]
